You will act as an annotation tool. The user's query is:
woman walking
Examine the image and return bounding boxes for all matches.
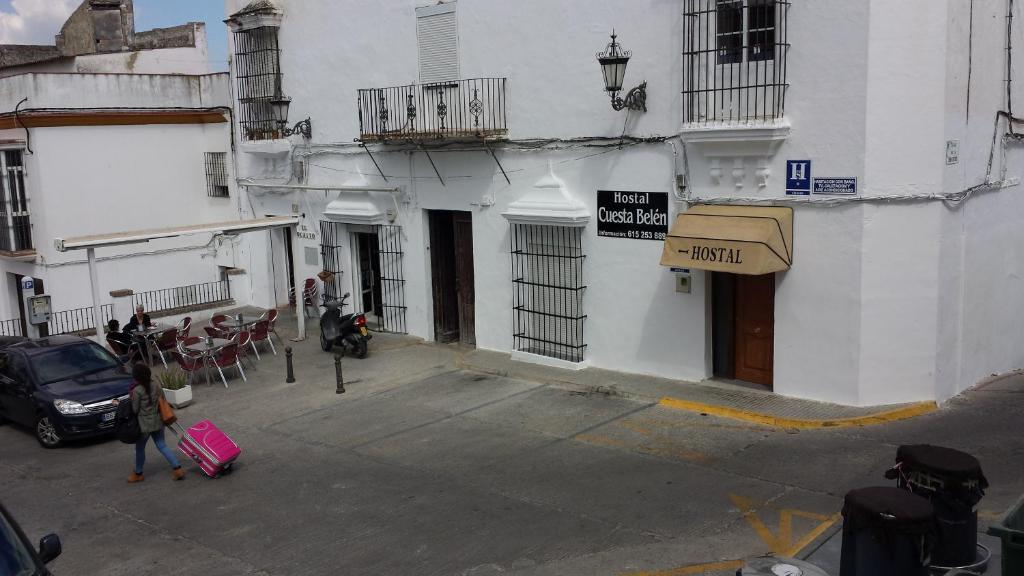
[127,363,185,483]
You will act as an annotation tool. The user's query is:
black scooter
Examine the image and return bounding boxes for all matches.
[319,292,371,358]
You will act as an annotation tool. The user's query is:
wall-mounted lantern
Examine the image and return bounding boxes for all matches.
[596,31,647,112]
[270,95,313,139]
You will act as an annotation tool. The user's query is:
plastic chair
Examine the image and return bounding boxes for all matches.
[176,316,192,340]
[212,344,246,388]
[153,329,179,368]
[107,336,142,364]
[266,309,283,344]
[249,319,277,360]
[235,330,255,368]
[210,314,228,327]
[204,325,228,339]
[289,279,318,318]
[172,351,206,386]
[177,336,201,354]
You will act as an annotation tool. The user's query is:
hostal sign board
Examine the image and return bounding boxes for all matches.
[597,190,669,241]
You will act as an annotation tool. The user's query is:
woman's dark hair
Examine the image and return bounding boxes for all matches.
[107,319,119,332]
[132,363,152,395]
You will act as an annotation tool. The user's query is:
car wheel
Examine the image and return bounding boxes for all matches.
[35,415,63,449]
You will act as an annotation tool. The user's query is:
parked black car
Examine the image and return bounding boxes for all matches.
[0,335,132,448]
[0,501,61,575]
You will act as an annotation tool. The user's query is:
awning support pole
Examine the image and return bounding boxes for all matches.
[485,144,510,185]
[290,225,306,340]
[420,146,445,187]
[87,248,104,345]
[361,144,388,182]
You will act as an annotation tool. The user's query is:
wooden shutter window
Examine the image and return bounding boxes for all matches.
[416,3,459,84]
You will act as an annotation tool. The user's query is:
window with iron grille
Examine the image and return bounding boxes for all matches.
[204,152,229,198]
[375,225,408,334]
[510,224,586,363]
[0,150,31,252]
[233,26,282,141]
[319,221,345,302]
[683,0,790,124]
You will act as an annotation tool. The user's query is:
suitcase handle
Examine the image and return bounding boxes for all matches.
[167,422,186,438]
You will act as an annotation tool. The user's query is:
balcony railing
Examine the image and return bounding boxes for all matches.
[49,304,114,336]
[358,78,507,143]
[134,280,231,314]
[0,317,21,337]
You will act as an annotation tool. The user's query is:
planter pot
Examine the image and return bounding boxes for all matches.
[162,385,193,408]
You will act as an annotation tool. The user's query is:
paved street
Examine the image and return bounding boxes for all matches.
[1,329,1021,575]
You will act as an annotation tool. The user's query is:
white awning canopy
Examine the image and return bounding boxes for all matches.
[54,216,299,252]
[52,216,306,345]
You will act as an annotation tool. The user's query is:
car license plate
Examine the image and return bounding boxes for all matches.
[359,327,368,336]
[102,412,115,422]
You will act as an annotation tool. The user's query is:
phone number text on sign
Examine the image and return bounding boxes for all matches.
[597,190,669,241]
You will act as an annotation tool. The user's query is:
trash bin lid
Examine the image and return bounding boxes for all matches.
[843,486,934,533]
[896,444,988,486]
[740,557,829,576]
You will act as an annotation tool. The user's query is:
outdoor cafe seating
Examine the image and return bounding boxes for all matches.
[162,308,280,388]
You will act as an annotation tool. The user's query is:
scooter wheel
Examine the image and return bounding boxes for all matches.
[320,331,332,352]
[355,339,368,359]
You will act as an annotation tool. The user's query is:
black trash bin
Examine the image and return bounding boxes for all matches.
[840,486,934,576]
[886,444,988,567]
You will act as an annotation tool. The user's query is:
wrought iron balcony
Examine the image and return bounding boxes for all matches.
[358,78,507,143]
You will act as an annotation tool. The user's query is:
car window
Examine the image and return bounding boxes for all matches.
[0,354,30,384]
[33,343,120,385]
[0,508,39,576]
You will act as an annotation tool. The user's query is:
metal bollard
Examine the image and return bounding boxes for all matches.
[285,346,295,383]
[334,353,345,394]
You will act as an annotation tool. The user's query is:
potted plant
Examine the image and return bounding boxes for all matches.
[158,369,193,408]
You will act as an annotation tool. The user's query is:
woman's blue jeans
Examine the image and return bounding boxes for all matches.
[134,428,180,474]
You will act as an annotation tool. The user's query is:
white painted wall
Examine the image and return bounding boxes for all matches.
[228,0,1024,405]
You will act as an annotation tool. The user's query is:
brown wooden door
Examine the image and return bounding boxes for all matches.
[453,213,475,346]
[733,273,774,387]
[429,211,459,343]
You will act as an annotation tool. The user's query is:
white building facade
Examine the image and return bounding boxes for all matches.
[0,0,243,337]
[227,0,1024,407]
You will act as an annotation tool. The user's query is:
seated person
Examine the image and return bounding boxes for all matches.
[106,320,140,361]
[123,305,152,333]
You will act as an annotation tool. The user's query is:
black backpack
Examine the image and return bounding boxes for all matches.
[114,399,140,444]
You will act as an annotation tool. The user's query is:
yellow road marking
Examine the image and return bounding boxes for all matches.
[659,397,936,429]
[620,559,745,576]
[730,494,841,556]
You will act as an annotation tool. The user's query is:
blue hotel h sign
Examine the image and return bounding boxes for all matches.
[786,160,811,195]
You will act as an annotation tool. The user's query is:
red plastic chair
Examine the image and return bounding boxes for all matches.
[172,351,206,386]
[154,329,179,368]
[212,343,246,388]
[249,319,276,360]
[176,316,192,340]
[235,330,255,368]
[266,309,283,344]
[210,314,228,327]
[290,279,318,318]
[204,325,228,339]
[107,336,142,363]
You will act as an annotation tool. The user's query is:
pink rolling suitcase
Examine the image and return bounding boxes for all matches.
[172,419,241,478]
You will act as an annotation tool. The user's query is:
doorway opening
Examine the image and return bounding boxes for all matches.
[269,221,296,308]
[353,231,382,320]
[711,272,774,389]
[428,210,475,345]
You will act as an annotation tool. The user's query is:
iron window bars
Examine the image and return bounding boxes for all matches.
[0,150,31,253]
[233,26,283,141]
[358,78,507,142]
[374,225,407,334]
[319,221,346,302]
[510,224,586,363]
[205,152,230,198]
[682,0,790,124]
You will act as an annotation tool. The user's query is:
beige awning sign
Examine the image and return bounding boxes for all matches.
[659,205,793,275]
